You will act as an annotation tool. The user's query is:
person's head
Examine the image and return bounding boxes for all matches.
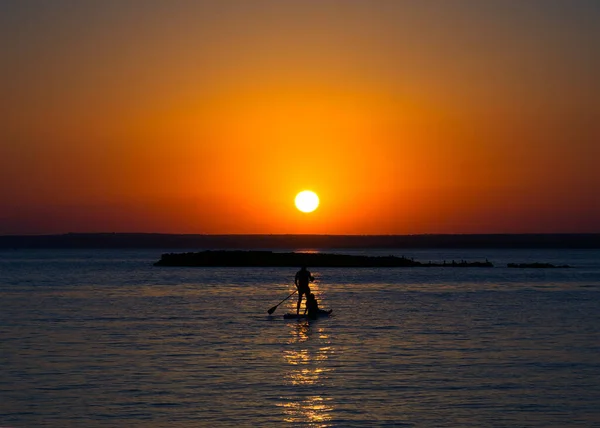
[301,266,307,271]
[308,293,315,300]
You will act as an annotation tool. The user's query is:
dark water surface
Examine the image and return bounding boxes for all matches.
[1,249,599,427]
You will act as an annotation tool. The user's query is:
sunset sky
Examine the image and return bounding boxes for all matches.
[1,1,599,235]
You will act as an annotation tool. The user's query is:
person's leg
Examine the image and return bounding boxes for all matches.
[296,292,303,314]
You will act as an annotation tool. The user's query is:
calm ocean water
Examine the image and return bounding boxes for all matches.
[1,248,599,427]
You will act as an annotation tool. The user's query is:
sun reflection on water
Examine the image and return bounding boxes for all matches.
[280,396,334,425]
[277,321,335,426]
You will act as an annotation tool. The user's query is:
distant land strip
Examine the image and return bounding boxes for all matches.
[154,251,494,268]
[1,233,600,249]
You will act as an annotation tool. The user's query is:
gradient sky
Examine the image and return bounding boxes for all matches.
[1,0,599,235]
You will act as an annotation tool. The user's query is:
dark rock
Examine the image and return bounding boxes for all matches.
[507,262,571,268]
[154,250,495,268]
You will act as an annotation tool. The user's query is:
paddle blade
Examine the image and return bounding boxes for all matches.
[267,306,277,315]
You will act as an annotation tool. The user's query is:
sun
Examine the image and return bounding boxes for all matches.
[295,190,319,213]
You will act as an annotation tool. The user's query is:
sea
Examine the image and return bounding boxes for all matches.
[1,248,599,427]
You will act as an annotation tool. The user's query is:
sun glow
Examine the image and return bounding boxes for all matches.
[295,191,319,213]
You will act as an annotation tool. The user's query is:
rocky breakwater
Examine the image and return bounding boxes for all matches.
[154,250,495,268]
[507,262,571,268]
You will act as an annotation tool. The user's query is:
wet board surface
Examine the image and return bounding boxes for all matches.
[283,310,332,319]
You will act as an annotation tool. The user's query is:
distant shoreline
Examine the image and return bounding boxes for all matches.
[1,233,600,249]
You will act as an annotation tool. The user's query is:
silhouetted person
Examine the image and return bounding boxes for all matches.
[305,293,332,319]
[295,266,314,315]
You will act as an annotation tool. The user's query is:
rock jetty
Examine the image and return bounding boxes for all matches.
[507,262,571,268]
[154,251,494,268]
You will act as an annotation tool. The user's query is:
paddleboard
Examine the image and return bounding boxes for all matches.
[283,310,333,320]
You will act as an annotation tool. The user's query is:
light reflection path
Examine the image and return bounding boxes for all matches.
[277,320,335,426]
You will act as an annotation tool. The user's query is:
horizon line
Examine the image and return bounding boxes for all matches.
[3,232,600,238]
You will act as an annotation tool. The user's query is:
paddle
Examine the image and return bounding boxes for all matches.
[267,289,297,314]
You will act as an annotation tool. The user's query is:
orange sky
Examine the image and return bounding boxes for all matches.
[1,1,599,234]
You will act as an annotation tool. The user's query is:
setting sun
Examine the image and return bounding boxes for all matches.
[295,191,320,213]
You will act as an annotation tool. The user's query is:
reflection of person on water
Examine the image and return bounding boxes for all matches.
[295,266,314,315]
[304,293,332,319]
